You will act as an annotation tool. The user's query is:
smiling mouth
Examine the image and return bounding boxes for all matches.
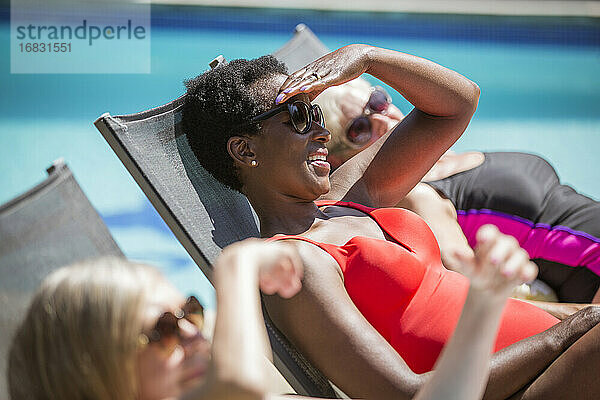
[306,153,331,176]
[307,154,327,162]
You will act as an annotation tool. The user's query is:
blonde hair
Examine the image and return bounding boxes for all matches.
[315,77,372,155]
[8,257,168,400]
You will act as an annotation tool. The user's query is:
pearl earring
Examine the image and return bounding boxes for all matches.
[251,160,258,167]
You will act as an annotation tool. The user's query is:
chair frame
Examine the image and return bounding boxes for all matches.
[95,100,339,398]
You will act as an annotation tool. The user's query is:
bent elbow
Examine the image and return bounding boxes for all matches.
[406,372,428,398]
[470,81,481,109]
[447,80,480,120]
[461,80,480,117]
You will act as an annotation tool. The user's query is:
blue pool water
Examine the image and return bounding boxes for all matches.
[1,7,599,310]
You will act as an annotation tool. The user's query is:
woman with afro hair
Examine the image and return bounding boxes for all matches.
[183,45,600,400]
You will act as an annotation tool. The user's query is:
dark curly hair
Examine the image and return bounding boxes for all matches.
[183,55,288,192]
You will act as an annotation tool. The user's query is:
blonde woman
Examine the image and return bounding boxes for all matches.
[8,242,301,400]
[10,235,538,400]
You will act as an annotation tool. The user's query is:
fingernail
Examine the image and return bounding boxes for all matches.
[283,88,292,93]
[490,256,499,265]
[275,93,285,104]
[299,86,308,91]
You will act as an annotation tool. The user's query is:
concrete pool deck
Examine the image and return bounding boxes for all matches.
[147,0,600,17]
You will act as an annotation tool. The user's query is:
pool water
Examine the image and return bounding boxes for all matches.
[1,7,599,310]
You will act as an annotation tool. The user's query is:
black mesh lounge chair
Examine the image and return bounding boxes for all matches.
[94,24,341,398]
[272,23,329,72]
[0,160,124,398]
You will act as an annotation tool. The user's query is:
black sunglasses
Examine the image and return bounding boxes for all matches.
[138,296,204,353]
[248,100,325,135]
[344,86,392,148]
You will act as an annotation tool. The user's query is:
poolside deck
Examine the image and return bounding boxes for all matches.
[147,0,600,17]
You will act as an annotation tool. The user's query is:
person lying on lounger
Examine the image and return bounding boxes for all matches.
[8,237,530,400]
[316,77,600,306]
[182,44,600,400]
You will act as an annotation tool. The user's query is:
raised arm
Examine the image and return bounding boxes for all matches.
[414,225,537,400]
[277,44,480,207]
[182,240,303,400]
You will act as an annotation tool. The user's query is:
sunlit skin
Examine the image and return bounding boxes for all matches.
[247,76,331,193]
[229,75,333,236]
[326,87,484,269]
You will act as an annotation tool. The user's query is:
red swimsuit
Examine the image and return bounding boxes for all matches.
[271,200,559,373]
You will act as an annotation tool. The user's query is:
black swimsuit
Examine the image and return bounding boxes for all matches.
[426,152,600,303]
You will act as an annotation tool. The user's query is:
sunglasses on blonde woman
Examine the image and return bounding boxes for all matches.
[138,296,204,353]
[344,86,392,147]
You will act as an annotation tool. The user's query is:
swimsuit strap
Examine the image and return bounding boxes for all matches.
[266,200,373,269]
[266,200,373,247]
[268,200,398,269]
[315,200,414,253]
[314,199,376,214]
[268,233,350,270]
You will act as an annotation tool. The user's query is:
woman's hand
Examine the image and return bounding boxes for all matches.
[256,242,304,299]
[414,223,539,400]
[276,44,373,104]
[415,225,538,400]
[218,239,303,299]
[454,224,538,302]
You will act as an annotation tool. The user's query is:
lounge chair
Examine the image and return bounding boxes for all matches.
[93,26,339,399]
[94,23,345,398]
[272,23,329,72]
[0,160,124,398]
